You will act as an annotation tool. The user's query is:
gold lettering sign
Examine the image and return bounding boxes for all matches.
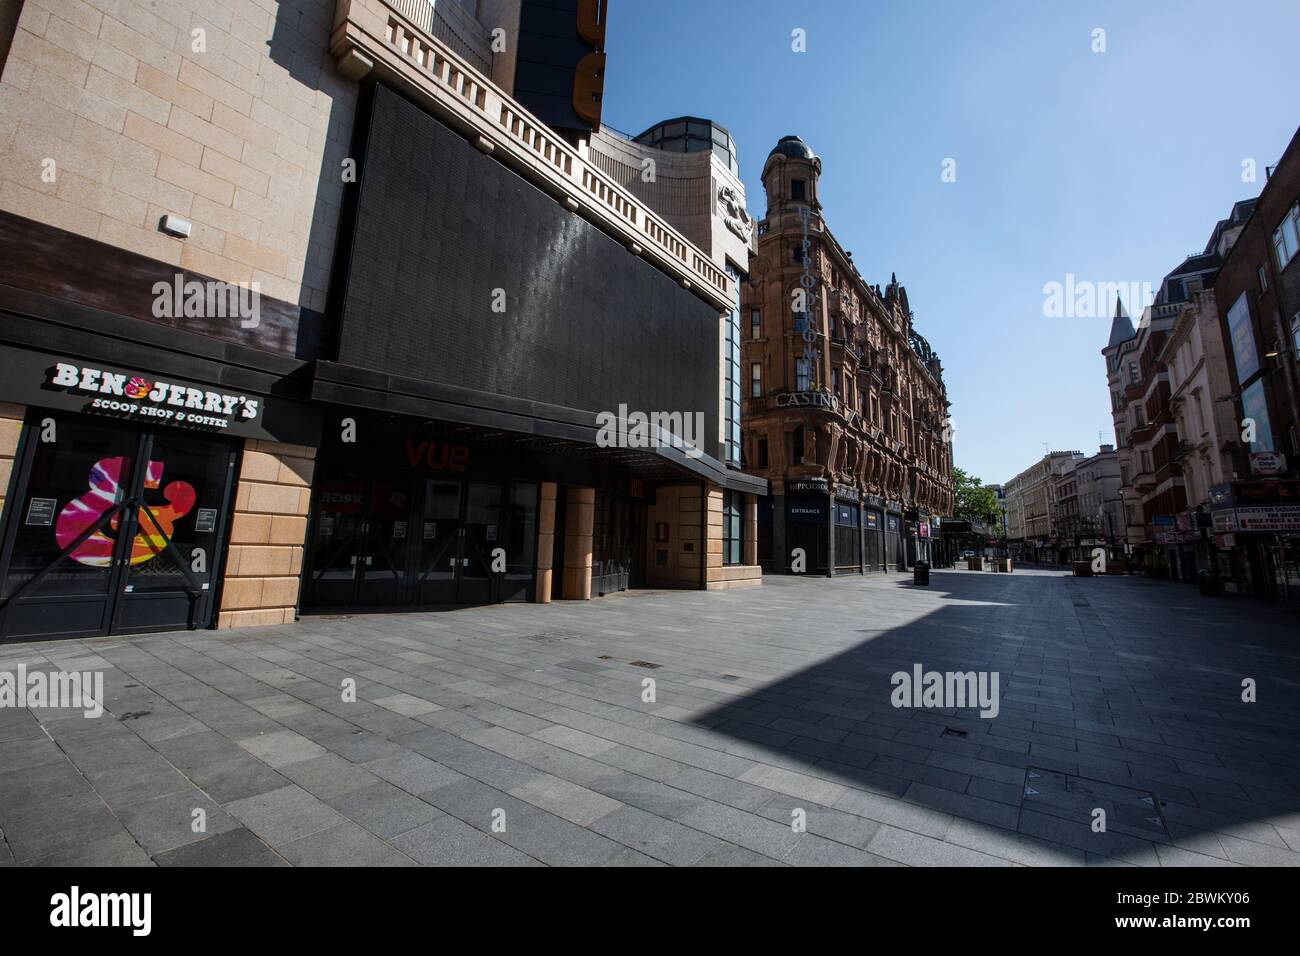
[572,51,605,125]
[577,0,607,46]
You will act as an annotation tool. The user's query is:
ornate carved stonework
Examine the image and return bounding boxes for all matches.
[718,185,753,242]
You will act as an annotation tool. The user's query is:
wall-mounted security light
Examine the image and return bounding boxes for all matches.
[159,214,192,239]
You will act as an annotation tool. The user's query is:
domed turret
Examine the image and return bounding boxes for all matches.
[761,135,822,220]
[767,135,817,162]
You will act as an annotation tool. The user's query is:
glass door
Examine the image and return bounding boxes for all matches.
[458,481,502,604]
[113,431,238,635]
[500,482,537,602]
[0,418,139,640]
[356,477,414,606]
[414,480,462,604]
[307,473,367,606]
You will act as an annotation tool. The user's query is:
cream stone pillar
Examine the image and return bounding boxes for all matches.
[218,440,316,628]
[561,485,594,600]
[743,493,758,567]
[534,481,557,603]
[676,485,703,585]
[0,403,25,521]
[705,486,723,584]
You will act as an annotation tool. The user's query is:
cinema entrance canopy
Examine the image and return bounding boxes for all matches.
[301,360,766,611]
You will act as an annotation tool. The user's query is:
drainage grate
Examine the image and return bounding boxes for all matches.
[941,727,969,738]
[719,674,740,681]
[597,655,614,660]
[628,660,661,669]
[1022,767,1169,837]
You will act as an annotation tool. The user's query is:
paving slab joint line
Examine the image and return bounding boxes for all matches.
[15,710,157,867]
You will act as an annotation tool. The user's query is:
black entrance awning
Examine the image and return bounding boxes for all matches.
[311,360,768,494]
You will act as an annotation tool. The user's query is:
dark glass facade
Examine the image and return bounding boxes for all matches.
[724,264,742,465]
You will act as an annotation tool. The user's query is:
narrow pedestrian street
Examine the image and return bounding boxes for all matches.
[3,568,1297,866]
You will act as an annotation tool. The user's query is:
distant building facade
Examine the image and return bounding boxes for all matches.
[1101,201,1254,580]
[1052,445,1123,563]
[1004,451,1084,562]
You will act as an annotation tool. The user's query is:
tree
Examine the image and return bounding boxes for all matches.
[952,467,1001,526]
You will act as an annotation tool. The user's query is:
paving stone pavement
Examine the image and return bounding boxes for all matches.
[1,568,1298,866]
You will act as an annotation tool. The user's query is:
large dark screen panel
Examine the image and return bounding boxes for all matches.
[339,86,721,457]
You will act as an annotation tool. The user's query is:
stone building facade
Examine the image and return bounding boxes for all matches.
[741,135,953,575]
[0,0,766,642]
[1103,200,1255,580]
[1004,450,1084,563]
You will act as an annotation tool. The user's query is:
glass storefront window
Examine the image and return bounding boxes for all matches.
[3,419,137,600]
[724,263,742,465]
[506,482,537,579]
[126,431,234,594]
[0,412,238,641]
[722,490,742,565]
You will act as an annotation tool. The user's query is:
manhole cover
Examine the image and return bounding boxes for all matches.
[628,660,661,669]
[1022,767,1168,837]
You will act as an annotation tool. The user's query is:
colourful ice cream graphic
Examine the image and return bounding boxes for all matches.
[55,457,196,567]
[124,377,152,399]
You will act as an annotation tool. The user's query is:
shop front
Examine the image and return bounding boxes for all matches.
[300,409,710,610]
[864,507,884,571]
[0,350,315,642]
[833,490,861,572]
[786,493,828,574]
[591,489,646,597]
[1209,480,1300,600]
[885,511,904,570]
[916,516,933,564]
[308,469,540,608]
[303,414,546,609]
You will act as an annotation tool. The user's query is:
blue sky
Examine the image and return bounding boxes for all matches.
[601,0,1300,487]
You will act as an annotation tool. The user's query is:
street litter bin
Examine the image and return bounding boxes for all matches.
[914,560,930,586]
[1197,570,1221,596]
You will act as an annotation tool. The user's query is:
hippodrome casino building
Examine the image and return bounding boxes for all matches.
[0,0,769,642]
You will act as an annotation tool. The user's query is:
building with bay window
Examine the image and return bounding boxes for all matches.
[740,135,954,576]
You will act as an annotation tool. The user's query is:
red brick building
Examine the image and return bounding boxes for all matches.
[741,136,953,575]
[1209,126,1300,598]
